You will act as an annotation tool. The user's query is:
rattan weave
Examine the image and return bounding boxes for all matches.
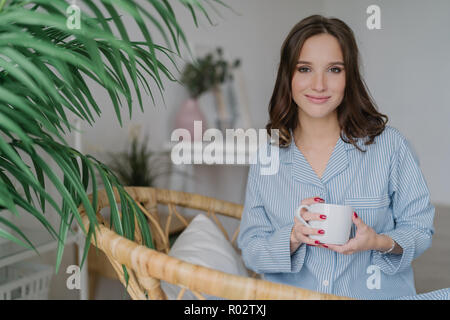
[78,187,350,300]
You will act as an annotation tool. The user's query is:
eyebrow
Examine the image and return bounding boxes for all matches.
[297,61,345,66]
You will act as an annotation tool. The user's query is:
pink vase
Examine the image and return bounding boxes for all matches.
[174,98,207,141]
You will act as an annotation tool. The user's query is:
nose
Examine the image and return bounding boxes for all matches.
[312,72,326,92]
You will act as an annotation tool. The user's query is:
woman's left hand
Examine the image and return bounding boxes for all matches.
[324,212,379,255]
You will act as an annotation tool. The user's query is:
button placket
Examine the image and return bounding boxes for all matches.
[319,186,327,203]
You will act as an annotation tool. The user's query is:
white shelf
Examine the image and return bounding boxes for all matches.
[163,140,259,166]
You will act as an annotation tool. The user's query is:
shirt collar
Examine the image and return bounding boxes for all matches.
[280,129,364,186]
[280,129,364,164]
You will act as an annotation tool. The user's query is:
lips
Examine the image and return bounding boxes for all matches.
[305,95,331,104]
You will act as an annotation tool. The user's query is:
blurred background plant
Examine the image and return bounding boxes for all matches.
[105,126,173,188]
[180,47,241,99]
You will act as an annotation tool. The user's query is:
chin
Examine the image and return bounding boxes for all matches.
[299,105,335,119]
[309,112,333,119]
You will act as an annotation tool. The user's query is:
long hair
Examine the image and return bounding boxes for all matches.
[266,15,388,152]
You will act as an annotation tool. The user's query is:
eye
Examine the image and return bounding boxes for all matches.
[329,67,343,73]
[297,67,310,73]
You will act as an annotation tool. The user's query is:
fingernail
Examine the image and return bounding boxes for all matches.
[354,212,358,218]
[315,240,320,245]
[322,244,328,248]
[320,215,327,220]
[318,229,325,234]
[314,197,325,203]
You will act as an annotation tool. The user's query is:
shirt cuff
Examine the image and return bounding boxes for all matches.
[290,241,307,273]
[280,223,307,273]
[372,229,415,275]
[394,288,450,300]
[264,223,307,273]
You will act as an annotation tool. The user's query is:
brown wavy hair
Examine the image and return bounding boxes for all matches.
[266,15,388,152]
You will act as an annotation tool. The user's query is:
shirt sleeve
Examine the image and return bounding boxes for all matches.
[237,163,306,274]
[394,288,450,300]
[372,135,435,275]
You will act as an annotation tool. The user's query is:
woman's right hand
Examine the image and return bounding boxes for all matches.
[290,197,328,254]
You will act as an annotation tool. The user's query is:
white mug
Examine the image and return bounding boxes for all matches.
[295,203,354,245]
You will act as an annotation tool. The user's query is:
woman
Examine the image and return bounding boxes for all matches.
[237,15,439,299]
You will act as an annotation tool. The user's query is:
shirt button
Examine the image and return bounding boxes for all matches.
[322,280,329,287]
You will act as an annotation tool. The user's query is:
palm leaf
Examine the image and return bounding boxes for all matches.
[0,0,231,274]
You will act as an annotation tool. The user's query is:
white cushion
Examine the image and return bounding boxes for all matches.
[160,214,249,300]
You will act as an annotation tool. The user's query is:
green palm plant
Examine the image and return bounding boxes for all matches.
[0,0,232,274]
[106,133,172,188]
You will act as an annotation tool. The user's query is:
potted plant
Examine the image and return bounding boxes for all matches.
[175,47,241,137]
[0,0,230,274]
[105,128,173,189]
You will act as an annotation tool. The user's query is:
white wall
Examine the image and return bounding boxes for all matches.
[321,0,450,205]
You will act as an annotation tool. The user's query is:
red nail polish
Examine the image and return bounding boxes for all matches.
[354,212,358,218]
[315,240,320,244]
[320,215,327,220]
[322,244,328,248]
[318,230,325,234]
[314,197,325,203]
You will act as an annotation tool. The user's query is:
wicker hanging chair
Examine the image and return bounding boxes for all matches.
[78,186,350,300]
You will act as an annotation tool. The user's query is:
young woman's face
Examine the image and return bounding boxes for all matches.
[291,33,346,121]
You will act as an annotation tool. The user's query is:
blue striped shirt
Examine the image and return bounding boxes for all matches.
[237,125,447,299]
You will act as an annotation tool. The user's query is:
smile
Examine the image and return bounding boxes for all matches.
[305,95,331,104]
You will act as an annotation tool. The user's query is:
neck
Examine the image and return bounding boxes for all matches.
[294,111,341,148]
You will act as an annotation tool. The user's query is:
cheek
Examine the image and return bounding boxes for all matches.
[330,74,346,94]
[291,75,309,92]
